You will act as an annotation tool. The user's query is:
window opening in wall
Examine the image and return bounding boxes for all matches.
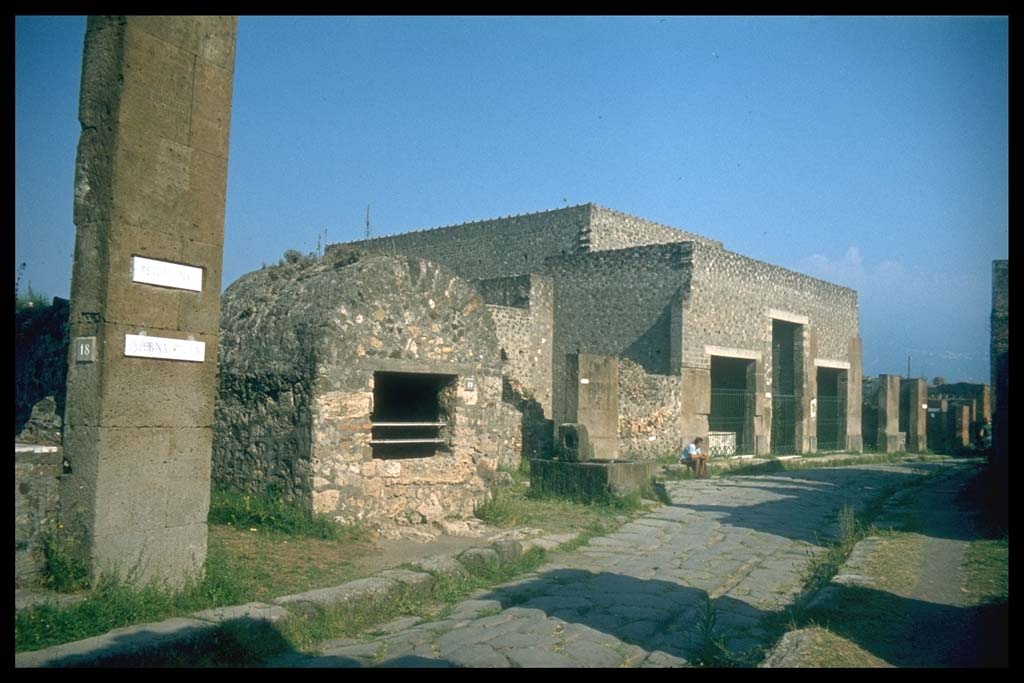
[817,368,847,452]
[709,356,756,456]
[771,319,800,455]
[371,372,456,459]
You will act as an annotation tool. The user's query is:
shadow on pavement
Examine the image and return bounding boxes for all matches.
[805,583,1008,667]
[663,462,982,544]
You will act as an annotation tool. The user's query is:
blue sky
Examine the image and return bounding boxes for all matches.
[15,16,1008,383]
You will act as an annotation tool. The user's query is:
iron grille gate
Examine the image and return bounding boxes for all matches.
[771,394,798,454]
[709,388,756,455]
[817,395,847,451]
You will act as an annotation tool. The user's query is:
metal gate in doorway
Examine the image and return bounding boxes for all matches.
[771,394,798,454]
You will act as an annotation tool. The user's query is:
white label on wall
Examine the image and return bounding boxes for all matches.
[131,256,203,292]
[74,336,97,363]
[124,334,205,362]
[580,378,590,384]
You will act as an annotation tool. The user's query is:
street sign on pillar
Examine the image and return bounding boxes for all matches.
[62,16,237,587]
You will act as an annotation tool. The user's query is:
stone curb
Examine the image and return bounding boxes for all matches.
[15,534,571,668]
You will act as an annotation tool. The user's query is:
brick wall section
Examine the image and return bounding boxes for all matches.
[546,242,692,438]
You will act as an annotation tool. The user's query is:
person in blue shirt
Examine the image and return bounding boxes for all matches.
[679,436,708,478]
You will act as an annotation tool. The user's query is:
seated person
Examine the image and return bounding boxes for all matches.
[679,437,708,478]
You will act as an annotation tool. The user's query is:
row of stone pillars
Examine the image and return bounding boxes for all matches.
[873,375,928,453]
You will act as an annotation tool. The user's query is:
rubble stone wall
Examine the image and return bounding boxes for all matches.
[546,242,692,444]
[214,254,521,532]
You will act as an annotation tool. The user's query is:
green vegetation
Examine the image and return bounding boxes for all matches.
[474,459,648,533]
[17,491,373,654]
[798,505,874,599]
[787,627,892,668]
[16,549,250,653]
[18,543,549,666]
[962,537,1009,606]
[208,488,369,541]
[16,286,51,313]
[39,522,91,593]
[760,464,1009,668]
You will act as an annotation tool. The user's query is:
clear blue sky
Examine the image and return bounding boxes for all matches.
[15,16,1008,383]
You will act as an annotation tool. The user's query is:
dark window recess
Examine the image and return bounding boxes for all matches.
[371,372,457,459]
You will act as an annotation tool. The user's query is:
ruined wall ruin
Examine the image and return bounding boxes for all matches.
[214,253,522,533]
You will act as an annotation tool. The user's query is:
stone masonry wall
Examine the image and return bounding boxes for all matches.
[15,447,63,587]
[214,260,321,507]
[684,244,859,371]
[586,204,723,251]
[547,242,692,443]
[215,254,521,532]
[618,358,685,457]
[334,205,590,280]
[680,244,859,454]
[478,274,555,418]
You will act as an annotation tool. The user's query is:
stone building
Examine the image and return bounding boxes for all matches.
[212,251,521,532]
[330,203,863,459]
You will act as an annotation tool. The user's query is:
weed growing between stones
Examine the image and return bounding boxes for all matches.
[39,521,90,593]
[474,459,647,533]
[280,546,549,657]
[691,596,761,667]
[797,505,869,600]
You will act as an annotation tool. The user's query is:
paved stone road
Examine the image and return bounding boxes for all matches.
[271,461,962,668]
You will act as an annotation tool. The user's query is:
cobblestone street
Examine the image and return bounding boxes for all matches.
[270,461,961,667]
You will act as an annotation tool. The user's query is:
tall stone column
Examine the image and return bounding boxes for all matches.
[846,337,863,453]
[876,374,901,453]
[903,378,927,453]
[61,16,236,586]
[991,260,1008,464]
[948,404,970,451]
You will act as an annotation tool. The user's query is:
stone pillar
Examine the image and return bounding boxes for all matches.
[61,16,236,586]
[991,260,1008,464]
[948,404,970,450]
[680,366,711,451]
[876,374,901,453]
[903,378,927,453]
[801,326,818,454]
[979,384,992,423]
[846,337,863,453]
[565,354,619,460]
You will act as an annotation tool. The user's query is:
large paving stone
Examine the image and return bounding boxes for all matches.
[273,576,400,610]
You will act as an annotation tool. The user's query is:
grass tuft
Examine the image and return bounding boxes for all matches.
[208,488,369,542]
